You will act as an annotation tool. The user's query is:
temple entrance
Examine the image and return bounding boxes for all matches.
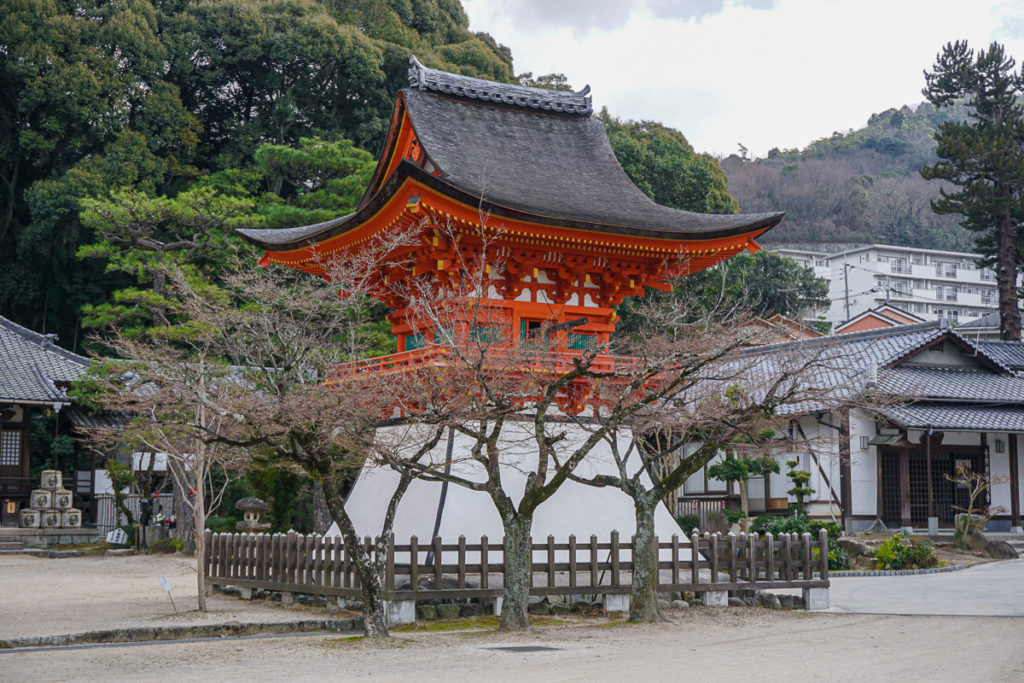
[880,447,986,528]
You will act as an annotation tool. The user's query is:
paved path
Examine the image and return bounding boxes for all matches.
[823,559,1024,616]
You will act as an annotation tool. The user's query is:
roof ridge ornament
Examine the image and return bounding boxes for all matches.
[408,55,592,116]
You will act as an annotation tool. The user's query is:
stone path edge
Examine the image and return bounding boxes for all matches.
[0,618,364,650]
[829,564,964,578]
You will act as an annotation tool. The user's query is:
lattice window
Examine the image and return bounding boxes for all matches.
[567,333,596,351]
[405,333,426,351]
[0,431,21,467]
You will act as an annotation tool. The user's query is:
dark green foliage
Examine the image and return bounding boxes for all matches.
[106,459,139,528]
[246,466,311,533]
[921,40,1024,341]
[601,109,738,214]
[785,459,814,517]
[723,509,747,525]
[753,515,848,570]
[675,513,701,533]
[874,531,937,570]
[0,0,512,346]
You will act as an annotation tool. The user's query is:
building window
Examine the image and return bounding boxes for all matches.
[405,333,426,351]
[0,430,20,467]
[567,333,597,351]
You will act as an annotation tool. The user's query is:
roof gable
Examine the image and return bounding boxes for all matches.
[0,315,89,404]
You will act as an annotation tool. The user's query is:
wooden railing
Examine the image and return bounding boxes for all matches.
[677,497,730,531]
[204,529,829,601]
[329,344,642,380]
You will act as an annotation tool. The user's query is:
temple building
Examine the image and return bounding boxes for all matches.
[238,58,783,539]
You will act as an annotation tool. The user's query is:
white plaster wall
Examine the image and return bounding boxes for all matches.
[328,422,680,546]
[849,409,877,517]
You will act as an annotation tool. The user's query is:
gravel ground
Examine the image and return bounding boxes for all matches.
[2,553,1022,681]
[0,552,333,640]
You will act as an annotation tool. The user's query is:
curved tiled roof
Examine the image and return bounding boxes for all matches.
[0,315,89,403]
[238,61,784,251]
[408,56,593,116]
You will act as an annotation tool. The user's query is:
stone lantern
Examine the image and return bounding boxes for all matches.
[235,497,271,532]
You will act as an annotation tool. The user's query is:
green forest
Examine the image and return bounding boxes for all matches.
[724,101,971,250]
[1,0,746,349]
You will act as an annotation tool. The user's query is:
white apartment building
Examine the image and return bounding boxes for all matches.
[774,244,1011,327]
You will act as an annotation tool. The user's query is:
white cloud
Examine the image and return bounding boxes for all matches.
[463,0,1024,157]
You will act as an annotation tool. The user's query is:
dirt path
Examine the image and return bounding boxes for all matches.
[3,611,1022,681]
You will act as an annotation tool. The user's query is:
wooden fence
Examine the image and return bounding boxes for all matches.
[204,529,829,602]
[94,493,174,534]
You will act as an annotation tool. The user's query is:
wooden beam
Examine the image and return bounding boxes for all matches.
[1010,434,1021,529]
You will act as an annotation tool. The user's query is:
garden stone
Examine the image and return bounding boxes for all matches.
[436,603,460,619]
[985,540,1019,559]
[765,594,782,610]
[550,603,572,615]
[779,594,795,609]
[460,603,485,618]
[683,591,696,602]
[670,600,689,610]
[743,597,759,607]
[668,591,682,601]
[793,595,806,609]
[528,594,546,606]
[728,597,745,607]
[417,605,438,621]
[657,599,670,610]
[572,601,590,613]
[838,538,873,559]
[688,599,703,607]
[347,600,364,611]
[528,602,552,615]
[547,594,565,604]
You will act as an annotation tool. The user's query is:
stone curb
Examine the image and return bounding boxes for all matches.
[0,618,364,650]
[829,564,965,578]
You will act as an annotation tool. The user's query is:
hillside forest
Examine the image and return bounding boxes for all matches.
[723,102,970,250]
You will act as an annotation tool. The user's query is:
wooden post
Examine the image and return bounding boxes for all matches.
[926,428,934,520]
[610,531,620,586]
[546,535,556,587]
[818,528,829,580]
[1010,434,1021,530]
[802,532,812,581]
[458,536,467,589]
[480,535,489,590]
[671,535,680,585]
[782,533,792,580]
[386,534,395,592]
[690,531,700,585]
[433,536,443,589]
[748,533,757,582]
[710,533,719,584]
[838,409,852,530]
[728,534,737,581]
[330,536,341,588]
[568,535,577,588]
[409,536,419,590]
[590,534,599,587]
[203,530,212,580]
[765,532,775,582]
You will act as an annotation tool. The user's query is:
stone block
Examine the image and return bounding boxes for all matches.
[802,587,829,611]
[492,598,503,616]
[527,601,551,615]
[436,603,460,619]
[417,605,438,621]
[604,594,629,612]
[460,603,484,618]
[386,600,415,625]
[670,600,689,610]
[703,590,728,607]
[779,594,795,609]
[727,597,745,607]
[549,603,572,615]
[280,591,294,606]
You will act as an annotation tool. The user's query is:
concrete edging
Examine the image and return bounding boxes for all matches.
[830,564,965,578]
[0,618,363,650]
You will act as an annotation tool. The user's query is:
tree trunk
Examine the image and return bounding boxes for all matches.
[319,479,389,637]
[739,479,749,519]
[312,482,331,535]
[195,482,207,611]
[499,513,533,631]
[996,211,1022,341]
[629,496,666,623]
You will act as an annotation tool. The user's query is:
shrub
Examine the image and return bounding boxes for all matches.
[759,516,848,570]
[723,509,747,526]
[676,513,701,533]
[149,537,179,554]
[705,510,729,534]
[749,514,783,534]
[874,531,936,570]
[206,516,238,533]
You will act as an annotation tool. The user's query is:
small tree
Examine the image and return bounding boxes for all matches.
[946,469,1008,550]
[786,459,814,517]
[708,451,780,525]
[105,458,137,529]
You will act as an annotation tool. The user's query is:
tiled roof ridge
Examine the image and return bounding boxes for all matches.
[0,314,89,367]
[408,55,593,116]
[740,319,945,356]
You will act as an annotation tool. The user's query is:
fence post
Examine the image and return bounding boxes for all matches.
[671,535,679,586]
[480,535,489,590]
[610,531,620,587]
[458,535,467,589]
[704,533,727,607]
[590,535,599,588]
[802,528,831,610]
[802,532,812,581]
[748,533,757,582]
[690,531,700,586]
[568,535,577,589]
[546,535,555,587]
[433,536,443,589]
[203,529,213,583]
[764,532,774,582]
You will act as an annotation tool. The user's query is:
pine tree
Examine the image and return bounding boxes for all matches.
[922,40,1024,341]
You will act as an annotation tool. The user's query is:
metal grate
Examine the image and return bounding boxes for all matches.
[880,450,901,527]
[0,431,20,467]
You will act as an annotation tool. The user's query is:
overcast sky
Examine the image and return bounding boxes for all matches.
[461,0,1024,158]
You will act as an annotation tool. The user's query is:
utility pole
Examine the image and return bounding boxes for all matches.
[843,262,851,321]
